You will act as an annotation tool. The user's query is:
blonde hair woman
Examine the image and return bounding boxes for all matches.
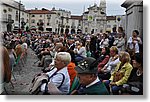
[99,46,120,80]
[104,51,133,95]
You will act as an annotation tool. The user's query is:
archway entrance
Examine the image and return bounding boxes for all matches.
[60,28,64,34]
[77,29,82,34]
[71,29,75,34]
[65,28,69,34]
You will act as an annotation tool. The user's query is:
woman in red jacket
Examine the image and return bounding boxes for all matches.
[97,47,110,72]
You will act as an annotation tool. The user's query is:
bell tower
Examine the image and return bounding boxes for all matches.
[99,0,106,15]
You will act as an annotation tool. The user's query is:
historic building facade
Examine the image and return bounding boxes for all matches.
[51,8,71,34]
[82,0,107,34]
[1,0,127,35]
[106,15,126,33]
[69,15,82,34]
[27,8,57,33]
[1,0,29,33]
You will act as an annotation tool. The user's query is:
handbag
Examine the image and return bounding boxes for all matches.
[113,71,124,82]
[127,47,135,57]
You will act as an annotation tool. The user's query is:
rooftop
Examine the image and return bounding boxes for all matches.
[70,15,82,20]
[26,9,56,14]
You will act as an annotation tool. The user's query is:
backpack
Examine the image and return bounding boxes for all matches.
[28,73,49,94]
[29,68,65,95]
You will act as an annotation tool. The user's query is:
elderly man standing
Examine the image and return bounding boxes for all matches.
[40,52,71,95]
[71,57,109,95]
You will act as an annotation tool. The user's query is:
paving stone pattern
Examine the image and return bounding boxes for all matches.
[4,48,42,95]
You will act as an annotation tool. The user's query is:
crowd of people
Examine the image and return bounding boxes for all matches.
[1,26,143,95]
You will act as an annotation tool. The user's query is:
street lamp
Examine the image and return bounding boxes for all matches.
[58,22,60,34]
[18,0,21,33]
[21,19,25,30]
[7,18,14,32]
[60,16,64,34]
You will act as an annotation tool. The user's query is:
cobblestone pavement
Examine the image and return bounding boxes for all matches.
[3,48,42,95]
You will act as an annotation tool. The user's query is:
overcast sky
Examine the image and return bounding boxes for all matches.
[15,0,126,16]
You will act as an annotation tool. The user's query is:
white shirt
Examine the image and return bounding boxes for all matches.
[127,37,142,53]
[75,47,87,58]
[117,37,125,52]
[99,38,109,48]
[41,67,70,94]
[86,77,100,88]
[104,57,120,74]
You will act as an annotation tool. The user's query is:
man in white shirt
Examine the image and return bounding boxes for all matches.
[40,52,71,94]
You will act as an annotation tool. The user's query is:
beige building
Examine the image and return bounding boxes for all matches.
[26,8,73,34]
[27,8,57,32]
[46,9,83,34]
[69,15,82,34]
[82,0,107,34]
[51,8,71,34]
[106,16,116,32]
[106,15,126,33]
[1,0,29,32]
[1,0,130,36]
[1,0,107,35]
[26,8,83,34]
